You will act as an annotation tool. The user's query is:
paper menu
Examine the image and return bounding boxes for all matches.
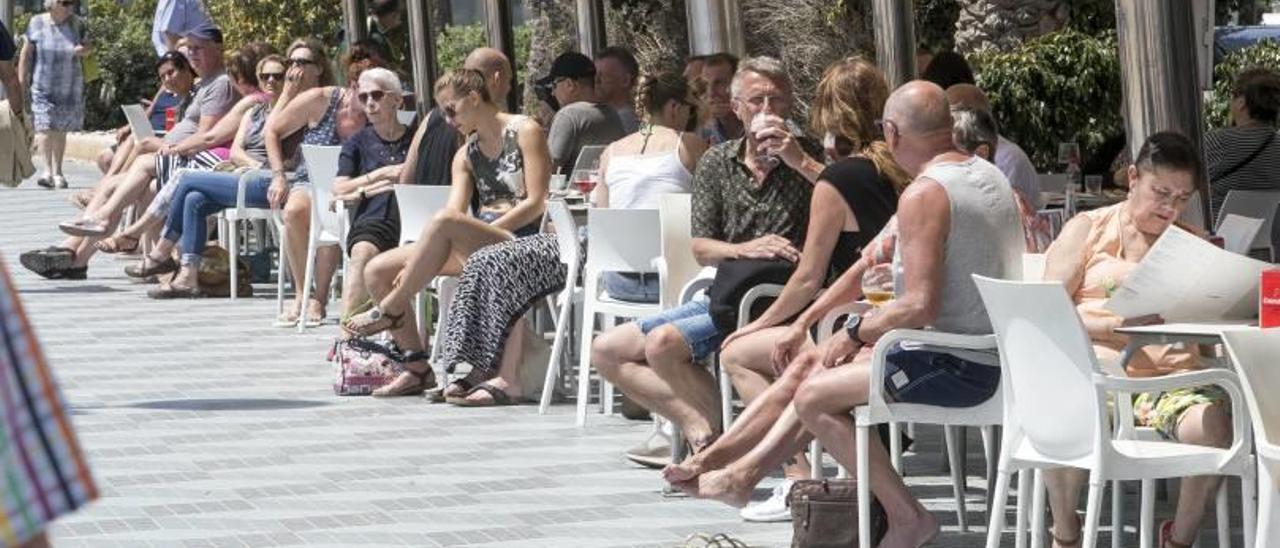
[1103,226,1271,321]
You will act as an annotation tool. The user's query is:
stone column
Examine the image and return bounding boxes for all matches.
[685,0,745,57]
[576,0,606,58]
[405,0,437,113]
[871,0,917,88]
[484,0,519,112]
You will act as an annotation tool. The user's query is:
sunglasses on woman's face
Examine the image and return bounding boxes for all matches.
[58,1,76,6]
[260,72,285,83]
[358,90,387,104]
[288,58,316,68]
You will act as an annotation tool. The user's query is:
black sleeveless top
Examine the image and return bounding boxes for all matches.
[816,157,898,277]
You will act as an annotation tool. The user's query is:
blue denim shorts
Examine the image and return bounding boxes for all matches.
[478,210,540,238]
[635,294,721,361]
[602,272,659,303]
[882,348,1000,408]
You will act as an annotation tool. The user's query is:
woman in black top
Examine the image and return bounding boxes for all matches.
[712,57,909,499]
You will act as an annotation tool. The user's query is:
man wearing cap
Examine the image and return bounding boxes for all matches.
[152,0,212,56]
[538,51,627,173]
[20,25,238,280]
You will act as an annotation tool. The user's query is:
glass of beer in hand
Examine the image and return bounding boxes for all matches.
[862,263,895,307]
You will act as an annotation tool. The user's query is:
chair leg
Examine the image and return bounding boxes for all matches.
[856,422,872,548]
[889,421,903,473]
[600,314,614,416]
[540,288,574,414]
[1082,474,1104,548]
[1110,480,1124,548]
[809,439,823,479]
[945,425,969,532]
[1031,469,1047,548]
[1258,457,1276,548]
[296,227,318,334]
[986,466,1015,548]
[1016,469,1031,548]
[1216,480,1231,548]
[229,220,239,301]
[1242,462,1258,548]
[274,223,286,320]
[415,291,428,356]
[575,294,596,428]
[1139,479,1155,548]
[983,425,1000,524]
[718,359,733,433]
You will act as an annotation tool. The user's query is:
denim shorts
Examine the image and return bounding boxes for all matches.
[882,348,1000,408]
[635,294,721,361]
[603,272,659,303]
[478,210,540,238]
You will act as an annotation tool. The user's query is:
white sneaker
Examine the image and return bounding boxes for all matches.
[739,479,795,523]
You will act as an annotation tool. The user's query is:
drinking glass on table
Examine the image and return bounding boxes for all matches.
[572,168,600,196]
[1085,174,1103,195]
[862,263,895,307]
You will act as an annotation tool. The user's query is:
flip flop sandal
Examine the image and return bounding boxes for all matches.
[146,284,204,299]
[58,219,110,237]
[446,384,522,407]
[341,306,405,338]
[95,235,140,254]
[1160,520,1191,548]
[372,361,437,398]
[125,257,178,279]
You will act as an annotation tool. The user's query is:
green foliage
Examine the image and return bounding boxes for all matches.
[82,0,159,130]
[1065,0,1116,35]
[1207,40,1280,128]
[915,0,960,52]
[205,0,344,53]
[972,28,1124,171]
[434,22,532,87]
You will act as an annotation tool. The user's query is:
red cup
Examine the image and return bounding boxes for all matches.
[164,107,177,131]
[1262,270,1280,328]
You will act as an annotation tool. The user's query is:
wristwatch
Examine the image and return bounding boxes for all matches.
[844,313,866,346]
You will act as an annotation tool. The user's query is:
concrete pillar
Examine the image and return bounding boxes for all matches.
[343,0,368,47]
[1,0,13,30]
[1115,0,1213,228]
[871,0,917,89]
[576,0,606,58]
[484,0,519,112]
[405,0,438,113]
[685,0,745,57]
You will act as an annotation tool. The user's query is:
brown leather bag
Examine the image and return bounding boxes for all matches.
[788,479,887,548]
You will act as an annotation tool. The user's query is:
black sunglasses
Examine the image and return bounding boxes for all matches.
[259,72,285,83]
[288,58,316,68]
[357,90,387,103]
[58,0,76,6]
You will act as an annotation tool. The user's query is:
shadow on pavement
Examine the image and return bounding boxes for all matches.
[18,285,126,295]
[126,398,332,411]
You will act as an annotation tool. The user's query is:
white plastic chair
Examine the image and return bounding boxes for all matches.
[975,276,1256,548]
[575,208,663,427]
[1217,189,1280,254]
[298,145,347,333]
[214,169,283,304]
[1221,329,1280,548]
[1217,214,1266,256]
[539,200,583,414]
[396,110,417,126]
[393,184,455,360]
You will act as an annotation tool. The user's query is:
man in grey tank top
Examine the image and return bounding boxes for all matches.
[788,81,1022,545]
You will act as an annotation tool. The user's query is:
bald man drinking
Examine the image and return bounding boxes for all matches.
[669,81,1024,548]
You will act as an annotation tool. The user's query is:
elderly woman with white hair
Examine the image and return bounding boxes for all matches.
[329,67,417,324]
[19,0,91,189]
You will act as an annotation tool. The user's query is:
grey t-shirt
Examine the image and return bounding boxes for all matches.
[615,105,640,134]
[165,69,238,144]
[547,101,627,172]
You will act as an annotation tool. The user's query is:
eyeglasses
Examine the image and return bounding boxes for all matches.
[357,90,387,104]
[259,72,285,83]
[288,58,316,68]
[58,1,76,6]
[1147,183,1194,206]
[874,119,898,139]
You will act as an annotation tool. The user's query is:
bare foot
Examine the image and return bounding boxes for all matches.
[662,456,705,485]
[880,506,939,548]
[277,299,302,325]
[673,467,752,508]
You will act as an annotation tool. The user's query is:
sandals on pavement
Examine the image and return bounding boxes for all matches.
[58,218,110,237]
[69,190,93,209]
[146,284,203,299]
[1159,520,1191,548]
[446,383,523,407]
[341,306,405,337]
[95,234,139,254]
[125,257,178,279]
[372,351,437,398]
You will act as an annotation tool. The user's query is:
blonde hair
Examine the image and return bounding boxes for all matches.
[810,56,911,194]
[434,68,492,103]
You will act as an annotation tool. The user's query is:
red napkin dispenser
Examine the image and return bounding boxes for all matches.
[1263,269,1280,328]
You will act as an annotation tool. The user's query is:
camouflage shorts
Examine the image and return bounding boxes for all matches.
[1133,385,1230,441]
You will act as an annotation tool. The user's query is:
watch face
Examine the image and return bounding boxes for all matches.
[369,308,382,322]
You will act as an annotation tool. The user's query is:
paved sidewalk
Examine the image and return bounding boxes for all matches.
[0,164,1242,547]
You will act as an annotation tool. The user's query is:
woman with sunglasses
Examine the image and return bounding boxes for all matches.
[91,44,279,255]
[261,40,375,326]
[125,54,295,298]
[326,67,416,330]
[341,68,551,398]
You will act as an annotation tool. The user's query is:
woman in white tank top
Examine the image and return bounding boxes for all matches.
[594,69,708,301]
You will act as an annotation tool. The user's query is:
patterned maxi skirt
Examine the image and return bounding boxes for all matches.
[0,255,96,546]
[435,234,568,376]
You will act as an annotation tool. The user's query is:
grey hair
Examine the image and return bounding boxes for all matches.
[358,67,403,96]
[730,56,791,99]
[43,0,59,9]
[951,107,1000,159]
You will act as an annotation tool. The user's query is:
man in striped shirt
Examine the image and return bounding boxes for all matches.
[1205,67,1280,220]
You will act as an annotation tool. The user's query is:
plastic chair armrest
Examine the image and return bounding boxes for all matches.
[679,268,716,305]
[1258,442,1280,462]
[737,284,785,329]
[1095,369,1251,462]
